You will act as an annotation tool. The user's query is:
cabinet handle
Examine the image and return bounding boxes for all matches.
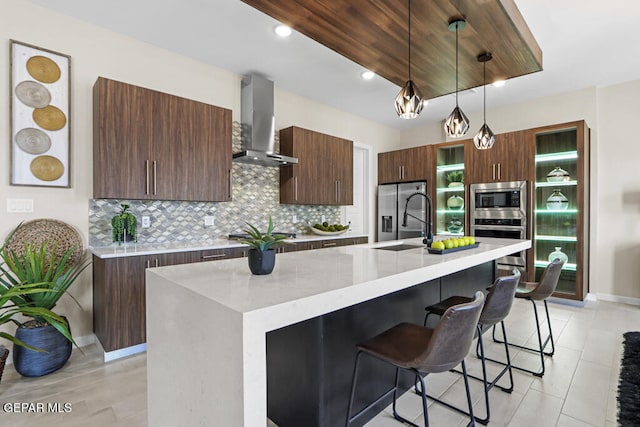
[202,253,226,260]
[492,164,496,180]
[497,163,501,180]
[228,169,232,199]
[146,259,150,268]
[294,176,298,201]
[402,165,405,179]
[335,181,338,203]
[153,160,157,195]
[338,180,341,203]
[399,166,402,180]
[145,160,150,195]
[154,258,159,268]
[323,242,337,247]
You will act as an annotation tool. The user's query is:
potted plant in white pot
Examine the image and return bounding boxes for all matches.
[0,225,91,377]
[238,217,288,275]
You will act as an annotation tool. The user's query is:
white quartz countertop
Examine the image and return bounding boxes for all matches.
[147,236,530,332]
[89,232,368,259]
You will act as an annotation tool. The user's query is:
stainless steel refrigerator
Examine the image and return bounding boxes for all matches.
[377,181,427,242]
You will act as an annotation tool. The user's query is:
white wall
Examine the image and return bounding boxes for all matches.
[0,0,400,341]
[594,80,640,300]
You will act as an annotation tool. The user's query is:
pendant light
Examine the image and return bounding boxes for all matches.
[444,19,469,137]
[395,0,424,119]
[473,52,496,149]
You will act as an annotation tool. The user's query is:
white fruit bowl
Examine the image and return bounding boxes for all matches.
[309,227,349,236]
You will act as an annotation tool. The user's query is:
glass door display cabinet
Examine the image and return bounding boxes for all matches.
[434,143,466,236]
[532,121,589,301]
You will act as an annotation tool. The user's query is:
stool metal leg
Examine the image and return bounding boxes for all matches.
[346,352,429,427]
[491,298,555,377]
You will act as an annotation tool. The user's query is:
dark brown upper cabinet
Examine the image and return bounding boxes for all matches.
[378,145,432,184]
[464,130,533,184]
[279,126,353,205]
[93,77,232,202]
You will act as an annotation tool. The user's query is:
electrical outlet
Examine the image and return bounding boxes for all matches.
[204,215,215,226]
[292,214,297,223]
[142,216,150,228]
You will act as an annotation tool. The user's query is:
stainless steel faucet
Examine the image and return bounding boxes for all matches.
[401,191,434,246]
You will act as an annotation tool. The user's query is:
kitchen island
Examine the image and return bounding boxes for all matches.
[146,237,530,427]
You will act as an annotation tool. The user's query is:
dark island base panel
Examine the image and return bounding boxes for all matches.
[266,261,496,427]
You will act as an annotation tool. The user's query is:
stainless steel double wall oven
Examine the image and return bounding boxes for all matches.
[470,180,528,272]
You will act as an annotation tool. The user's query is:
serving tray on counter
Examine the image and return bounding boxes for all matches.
[427,242,480,255]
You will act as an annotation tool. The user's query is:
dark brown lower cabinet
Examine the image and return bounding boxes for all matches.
[93,237,368,353]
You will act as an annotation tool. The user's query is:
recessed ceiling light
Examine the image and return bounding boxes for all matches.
[492,80,506,87]
[274,25,292,38]
[360,70,375,80]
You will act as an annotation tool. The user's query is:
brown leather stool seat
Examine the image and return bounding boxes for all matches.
[346,292,485,427]
[490,258,564,377]
[421,272,520,425]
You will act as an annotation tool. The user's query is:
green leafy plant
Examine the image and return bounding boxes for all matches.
[112,203,137,244]
[0,224,91,350]
[446,170,464,184]
[238,217,288,252]
[0,225,89,351]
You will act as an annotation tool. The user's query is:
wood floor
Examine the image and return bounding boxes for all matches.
[0,298,636,426]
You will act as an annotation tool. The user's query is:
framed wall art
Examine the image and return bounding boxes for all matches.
[10,40,71,187]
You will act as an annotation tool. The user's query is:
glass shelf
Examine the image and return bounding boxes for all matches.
[534,151,578,163]
[436,163,464,172]
[436,187,465,193]
[535,209,578,214]
[534,235,577,242]
[436,209,465,215]
[536,180,578,188]
[534,260,577,271]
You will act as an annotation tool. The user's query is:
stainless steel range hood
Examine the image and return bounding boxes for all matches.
[233,74,298,167]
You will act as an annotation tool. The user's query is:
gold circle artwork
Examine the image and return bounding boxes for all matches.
[33,105,67,131]
[15,80,52,108]
[30,155,64,181]
[26,55,61,84]
[15,128,52,154]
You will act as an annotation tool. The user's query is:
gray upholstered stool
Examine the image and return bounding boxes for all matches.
[346,292,485,427]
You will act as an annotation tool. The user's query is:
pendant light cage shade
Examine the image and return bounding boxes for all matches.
[395,80,424,119]
[395,0,423,119]
[474,123,495,149]
[444,106,470,137]
[445,18,469,137]
[474,52,495,149]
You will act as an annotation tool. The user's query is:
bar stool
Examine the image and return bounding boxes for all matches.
[420,272,520,425]
[490,258,564,377]
[345,292,484,427]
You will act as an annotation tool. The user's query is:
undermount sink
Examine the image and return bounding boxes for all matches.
[374,244,425,251]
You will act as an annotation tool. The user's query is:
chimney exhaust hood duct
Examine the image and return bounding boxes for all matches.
[233,74,298,167]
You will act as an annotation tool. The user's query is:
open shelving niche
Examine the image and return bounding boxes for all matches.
[435,144,465,236]
[534,134,579,293]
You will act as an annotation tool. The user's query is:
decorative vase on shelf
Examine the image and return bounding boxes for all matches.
[447,194,464,210]
[546,167,571,182]
[548,247,568,264]
[447,217,463,234]
[546,189,569,210]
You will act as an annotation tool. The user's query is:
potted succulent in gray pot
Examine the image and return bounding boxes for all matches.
[238,217,288,275]
[0,225,91,377]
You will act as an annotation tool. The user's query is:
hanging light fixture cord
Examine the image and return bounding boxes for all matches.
[408,0,411,81]
[455,21,459,106]
[483,56,486,124]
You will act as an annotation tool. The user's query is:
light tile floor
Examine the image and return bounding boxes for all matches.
[0,298,637,426]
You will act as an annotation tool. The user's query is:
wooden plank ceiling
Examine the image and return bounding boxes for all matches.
[240,0,542,100]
